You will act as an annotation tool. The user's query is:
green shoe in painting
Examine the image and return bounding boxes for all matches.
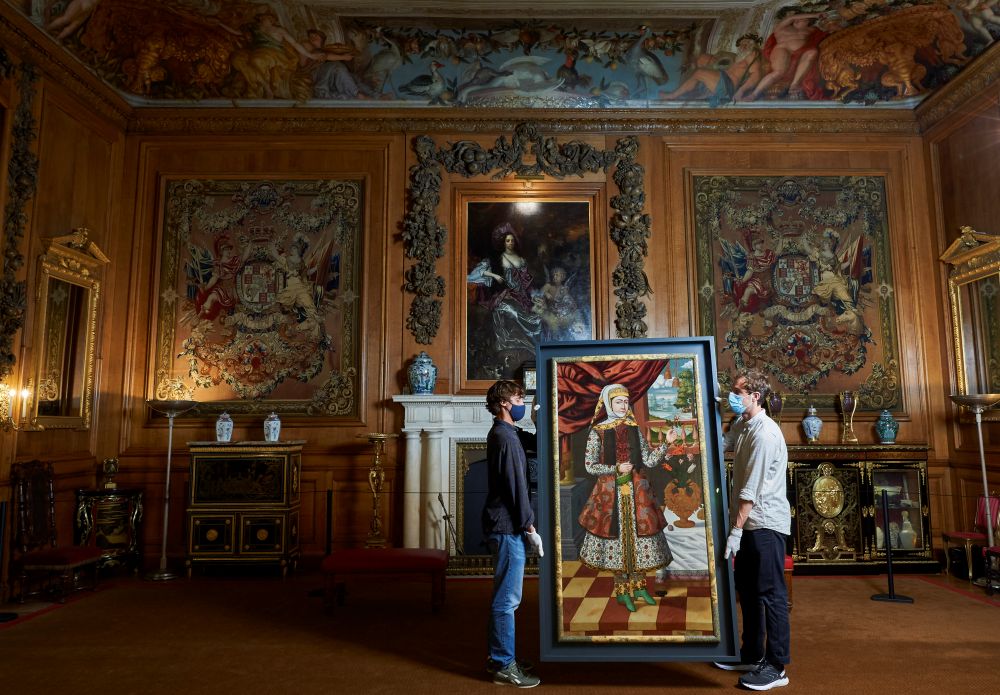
[633,588,656,605]
[616,593,637,612]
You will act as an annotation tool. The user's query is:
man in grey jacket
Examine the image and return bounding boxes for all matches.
[715,369,791,691]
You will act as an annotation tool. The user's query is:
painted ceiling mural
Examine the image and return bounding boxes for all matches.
[7,0,1000,107]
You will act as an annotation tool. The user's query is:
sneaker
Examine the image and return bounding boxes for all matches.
[487,658,534,675]
[714,659,762,672]
[493,661,540,688]
[738,662,788,691]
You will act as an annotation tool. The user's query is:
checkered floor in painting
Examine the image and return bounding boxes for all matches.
[560,560,715,637]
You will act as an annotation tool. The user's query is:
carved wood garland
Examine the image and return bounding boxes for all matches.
[0,55,39,381]
[403,122,651,345]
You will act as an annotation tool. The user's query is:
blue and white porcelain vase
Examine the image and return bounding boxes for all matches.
[263,412,281,443]
[215,412,233,442]
[407,351,438,395]
[874,409,899,444]
[802,404,823,444]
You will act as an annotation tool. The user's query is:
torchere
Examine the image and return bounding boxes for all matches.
[145,399,198,581]
[950,393,1000,590]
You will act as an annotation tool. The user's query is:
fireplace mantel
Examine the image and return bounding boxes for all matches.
[392,394,534,549]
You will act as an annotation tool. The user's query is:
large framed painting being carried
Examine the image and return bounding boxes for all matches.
[694,175,902,411]
[152,179,362,417]
[458,189,599,392]
[536,338,738,661]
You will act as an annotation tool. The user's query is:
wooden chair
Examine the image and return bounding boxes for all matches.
[942,495,1000,581]
[10,460,104,602]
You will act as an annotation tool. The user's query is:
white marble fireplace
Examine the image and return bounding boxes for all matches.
[392,394,534,549]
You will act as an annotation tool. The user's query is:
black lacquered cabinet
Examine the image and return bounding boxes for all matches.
[185,441,302,576]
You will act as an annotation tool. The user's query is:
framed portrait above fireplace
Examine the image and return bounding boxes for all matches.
[456,186,602,393]
[535,337,739,662]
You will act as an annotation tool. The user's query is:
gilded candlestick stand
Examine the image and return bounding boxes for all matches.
[359,433,397,548]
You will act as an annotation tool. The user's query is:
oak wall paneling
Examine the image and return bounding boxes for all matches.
[0,67,128,583]
[118,135,404,565]
[659,136,943,448]
[925,80,1000,541]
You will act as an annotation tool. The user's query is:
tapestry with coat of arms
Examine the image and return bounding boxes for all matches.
[153,179,361,416]
[694,176,901,411]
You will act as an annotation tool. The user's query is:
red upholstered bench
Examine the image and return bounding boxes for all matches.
[320,548,449,612]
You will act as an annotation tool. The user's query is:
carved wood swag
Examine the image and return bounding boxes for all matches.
[402,122,651,345]
[0,52,39,381]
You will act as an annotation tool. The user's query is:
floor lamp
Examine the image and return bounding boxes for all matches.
[949,393,1000,587]
[146,399,198,581]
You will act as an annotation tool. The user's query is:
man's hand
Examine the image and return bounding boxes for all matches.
[526,529,544,557]
[724,527,743,559]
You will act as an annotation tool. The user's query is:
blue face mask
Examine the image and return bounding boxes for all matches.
[509,403,526,421]
[728,391,747,415]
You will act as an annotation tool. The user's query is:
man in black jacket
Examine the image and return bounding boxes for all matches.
[483,379,542,688]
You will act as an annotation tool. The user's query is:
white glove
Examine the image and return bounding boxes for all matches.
[724,527,743,559]
[526,530,544,557]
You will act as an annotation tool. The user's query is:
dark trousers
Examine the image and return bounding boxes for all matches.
[735,528,790,668]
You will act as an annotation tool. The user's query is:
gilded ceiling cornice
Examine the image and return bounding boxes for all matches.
[127,108,919,136]
[916,41,1000,133]
[0,9,130,128]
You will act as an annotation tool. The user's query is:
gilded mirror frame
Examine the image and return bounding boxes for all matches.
[941,226,1000,423]
[26,228,108,430]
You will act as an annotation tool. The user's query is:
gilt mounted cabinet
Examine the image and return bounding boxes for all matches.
[786,445,937,573]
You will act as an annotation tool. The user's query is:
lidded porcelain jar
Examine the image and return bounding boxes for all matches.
[802,404,823,444]
[407,351,438,395]
[263,412,281,442]
[874,409,899,444]
[215,412,233,442]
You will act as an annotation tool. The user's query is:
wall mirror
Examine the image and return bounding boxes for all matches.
[27,229,108,430]
[941,226,1000,422]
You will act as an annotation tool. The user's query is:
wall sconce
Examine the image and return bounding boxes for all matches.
[0,384,31,431]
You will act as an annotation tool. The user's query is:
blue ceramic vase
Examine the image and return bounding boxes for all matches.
[215,412,233,442]
[874,409,899,444]
[264,412,281,442]
[408,351,438,395]
[802,404,823,444]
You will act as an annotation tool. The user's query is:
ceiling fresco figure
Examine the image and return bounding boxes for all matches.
[662,32,764,106]
[18,0,1000,106]
[747,8,826,101]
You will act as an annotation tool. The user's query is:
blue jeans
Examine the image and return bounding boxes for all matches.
[488,533,527,669]
[735,528,791,667]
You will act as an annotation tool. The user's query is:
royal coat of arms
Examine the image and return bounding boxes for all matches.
[154,179,361,415]
[695,176,901,410]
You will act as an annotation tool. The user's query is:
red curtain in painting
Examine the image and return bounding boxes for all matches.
[555,359,667,435]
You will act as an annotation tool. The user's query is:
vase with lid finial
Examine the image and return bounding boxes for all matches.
[264,412,281,442]
[874,409,899,444]
[802,404,823,444]
[408,351,438,395]
[216,412,233,442]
